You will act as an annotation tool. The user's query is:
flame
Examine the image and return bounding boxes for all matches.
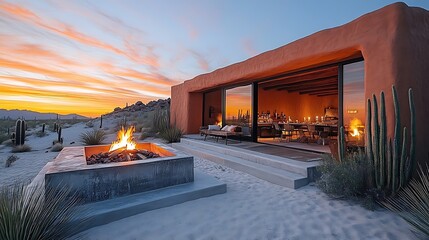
[109,126,136,152]
[351,128,360,137]
[349,118,363,137]
[216,114,222,127]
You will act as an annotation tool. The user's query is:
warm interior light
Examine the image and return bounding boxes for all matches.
[349,118,363,138]
[216,114,222,127]
[109,126,136,152]
[351,128,360,137]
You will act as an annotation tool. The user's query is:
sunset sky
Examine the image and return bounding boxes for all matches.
[1,0,428,117]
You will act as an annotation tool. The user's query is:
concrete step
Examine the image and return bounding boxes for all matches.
[178,138,319,178]
[173,142,309,189]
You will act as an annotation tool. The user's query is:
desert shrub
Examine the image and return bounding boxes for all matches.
[382,165,429,238]
[51,143,64,152]
[316,151,370,198]
[135,123,144,133]
[0,184,84,239]
[4,155,18,167]
[35,130,47,137]
[85,121,94,128]
[160,126,183,143]
[152,108,169,133]
[140,131,156,140]
[11,144,31,153]
[2,139,13,147]
[80,129,106,145]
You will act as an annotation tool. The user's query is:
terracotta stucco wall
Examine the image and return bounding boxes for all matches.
[171,2,429,165]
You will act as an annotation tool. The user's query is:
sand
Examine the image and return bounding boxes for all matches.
[0,116,416,240]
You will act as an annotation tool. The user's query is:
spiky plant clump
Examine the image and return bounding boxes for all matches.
[0,184,84,240]
[51,143,64,152]
[80,129,106,145]
[11,144,31,153]
[160,126,183,143]
[382,165,429,238]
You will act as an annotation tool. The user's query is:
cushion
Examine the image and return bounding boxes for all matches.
[221,125,230,131]
[228,125,237,132]
[208,125,220,131]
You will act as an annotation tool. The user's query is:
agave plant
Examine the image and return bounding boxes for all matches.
[80,129,107,145]
[382,165,429,238]
[0,184,85,240]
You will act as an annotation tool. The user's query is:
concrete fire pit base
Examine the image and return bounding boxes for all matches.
[45,144,195,203]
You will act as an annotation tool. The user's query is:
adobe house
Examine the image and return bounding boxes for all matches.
[171,2,429,165]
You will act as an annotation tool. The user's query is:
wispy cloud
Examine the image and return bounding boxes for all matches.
[189,50,210,72]
[241,38,258,57]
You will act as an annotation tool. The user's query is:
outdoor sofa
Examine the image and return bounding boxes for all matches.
[200,125,243,145]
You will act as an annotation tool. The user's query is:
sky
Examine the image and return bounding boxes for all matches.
[1,0,428,117]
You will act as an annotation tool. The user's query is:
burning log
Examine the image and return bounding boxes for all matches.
[86,149,160,165]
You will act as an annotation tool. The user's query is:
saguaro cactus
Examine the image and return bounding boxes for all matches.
[42,123,45,133]
[57,127,63,144]
[100,115,103,128]
[364,86,416,195]
[338,126,345,162]
[15,119,26,146]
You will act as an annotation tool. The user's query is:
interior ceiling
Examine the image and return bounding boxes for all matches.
[259,65,338,97]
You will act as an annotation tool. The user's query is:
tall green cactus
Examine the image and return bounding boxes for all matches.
[42,123,45,133]
[379,92,386,189]
[15,119,26,146]
[372,94,380,188]
[407,88,416,181]
[338,126,345,162]
[99,115,103,128]
[57,127,63,144]
[364,86,416,196]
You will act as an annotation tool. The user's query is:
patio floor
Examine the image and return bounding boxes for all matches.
[183,134,324,162]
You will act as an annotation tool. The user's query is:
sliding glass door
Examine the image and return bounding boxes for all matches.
[342,60,365,145]
[224,84,252,137]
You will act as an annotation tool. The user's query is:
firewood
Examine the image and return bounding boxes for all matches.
[136,153,147,160]
[108,147,125,157]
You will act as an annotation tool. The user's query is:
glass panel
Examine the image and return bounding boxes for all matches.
[203,90,222,126]
[225,85,252,136]
[343,60,365,146]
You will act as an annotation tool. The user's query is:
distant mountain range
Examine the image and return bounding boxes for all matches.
[0,109,89,120]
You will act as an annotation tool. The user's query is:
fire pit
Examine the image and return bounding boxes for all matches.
[45,127,194,203]
[86,126,162,164]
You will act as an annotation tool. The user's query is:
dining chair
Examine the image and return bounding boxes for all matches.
[282,124,294,142]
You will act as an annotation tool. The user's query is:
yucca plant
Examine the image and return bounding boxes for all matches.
[160,126,183,143]
[0,184,85,240]
[152,108,170,133]
[80,129,107,145]
[382,165,429,239]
